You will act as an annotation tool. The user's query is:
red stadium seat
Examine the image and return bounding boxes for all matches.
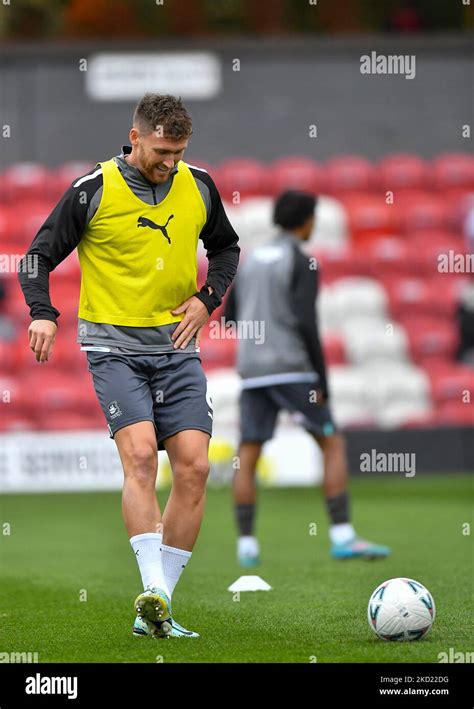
[36,411,104,431]
[214,159,269,201]
[434,401,474,426]
[384,276,466,321]
[53,250,81,280]
[400,195,452,234]
[2,163,51,203]
[23,371,98,417]
[341,194,397,246]
[269,157,324,196]
[401,317,459,365]
[0,206,17,248]
[411,235,468,275]
[325,156,375,195]
[431,153,474,193]
[316,247,372,282]
[0,339,16,374]
[387,278,433,319]
[200,331,236,369]
[377,154,429,192]
[9,200,55,246]
[0,413,36,432]
[0,375,31,415]
[367,238,411,276]
[427,364,474,405]
[322,334,346,365]
[49,161,96,201]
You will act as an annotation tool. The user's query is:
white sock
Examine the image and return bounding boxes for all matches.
[130,532,170,596]
[329,523,356,546]
[160,544,192,597]
[237,535,260,557]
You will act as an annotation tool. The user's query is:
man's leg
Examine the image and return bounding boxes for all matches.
[232,387,278,567]
[314,431,391,559]
[116,421,161,538]
[233,441,263,566]
[114,421,172,636]
[162,429,210,552]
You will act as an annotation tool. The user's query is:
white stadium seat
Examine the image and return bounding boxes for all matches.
[307,195,349,252]
[332,277,389,324]
[341,318,409,365]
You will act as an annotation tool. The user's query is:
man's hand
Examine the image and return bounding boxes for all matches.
[28,320,58,363]
[171,295,210,350]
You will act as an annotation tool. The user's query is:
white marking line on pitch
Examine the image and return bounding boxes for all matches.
[228,576,272,592]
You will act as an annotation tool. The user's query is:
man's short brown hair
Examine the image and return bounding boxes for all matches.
[133,94,193,139]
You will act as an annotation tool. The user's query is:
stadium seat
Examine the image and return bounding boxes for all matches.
[307,196,349,252]
[0,339,16,373]
[377,154,429,192]
[201,335,237,370]
[315,247,370,284]
[214,159,269,201]
[206,368,240,427]
[36,411,104,431]
[401,318,459,365]
[0,206,17,249]
[367,238,412,276]
[434,401,474,426]
[2,163,51,203]
[269,157,325,196]
[327,365,374,427]
[341,194,397,245]
[400,195,452,234]
[322,333,346,365]
[23,371,99,421]
[361,363,432,428]
[342,318,409,365]
[0,413,36,432]
[331,277,389,326]
[411,233,466,275]
[386,277,436,319]
[223,198,276,248]
[325,156,376,195]
[431,153,474,194]
[9,200,54,246]
[377,400,433,429]
[427,364,474,405]
[49,161,96,201]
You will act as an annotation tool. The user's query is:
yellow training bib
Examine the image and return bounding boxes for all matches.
[77,158,207,326]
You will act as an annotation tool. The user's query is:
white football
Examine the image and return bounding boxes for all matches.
[368,577,435,641]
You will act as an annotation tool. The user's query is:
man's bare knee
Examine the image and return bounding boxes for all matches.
[117,432,158,487]
[173,458,209,500]
[316,432,346,455]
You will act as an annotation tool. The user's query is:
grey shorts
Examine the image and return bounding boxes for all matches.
[240,383,336,444]
[86,351,213,450]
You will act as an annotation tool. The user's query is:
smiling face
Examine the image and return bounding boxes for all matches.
[128,126,189,184]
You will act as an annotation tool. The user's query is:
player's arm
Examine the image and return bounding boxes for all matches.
[17,168,102,362]
[171,170,240,349]
[290,247,329,402]
[193,170,240,314]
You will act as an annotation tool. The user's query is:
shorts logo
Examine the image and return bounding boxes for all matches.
[107,400,122,419]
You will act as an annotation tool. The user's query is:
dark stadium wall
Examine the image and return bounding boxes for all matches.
[345,426,474,475]
[0,35,470,168]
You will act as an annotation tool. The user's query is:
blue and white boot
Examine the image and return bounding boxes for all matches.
[133,587,172,638]
[133,615,200,638]
[330,537,391,560]
[237,535,260,568]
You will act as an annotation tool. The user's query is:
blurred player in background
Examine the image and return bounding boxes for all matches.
[224,190,390,566]
[18,94,240,637]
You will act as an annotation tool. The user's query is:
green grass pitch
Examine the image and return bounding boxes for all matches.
[0,475,472,663]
